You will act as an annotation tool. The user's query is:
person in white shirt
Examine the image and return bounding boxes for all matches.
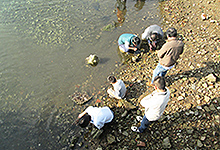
[141,25,164,51]
[107,76,126,99]
[77,106,114,129]
[131,76,170,133]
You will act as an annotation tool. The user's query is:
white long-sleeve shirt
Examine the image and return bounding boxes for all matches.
[140,88,170,121]
[85,106,114,129]
[141,24,164,40]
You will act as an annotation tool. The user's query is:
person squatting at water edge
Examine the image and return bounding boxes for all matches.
[147,27,184,86]
[77,106,114,129]
[131,76,170,133]
[118,33,141,54]
[107,75,126,99]
[141,24,164,51]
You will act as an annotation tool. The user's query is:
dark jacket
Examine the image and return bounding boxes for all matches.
[158,39,184,67]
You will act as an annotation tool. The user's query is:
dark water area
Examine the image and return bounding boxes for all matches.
[0,0,163,149]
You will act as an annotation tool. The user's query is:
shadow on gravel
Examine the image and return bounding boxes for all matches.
[166,61,220,86]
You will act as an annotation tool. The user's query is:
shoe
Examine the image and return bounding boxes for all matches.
[136,116,143,122]
[131,126,140,133]
[137,141,146,147]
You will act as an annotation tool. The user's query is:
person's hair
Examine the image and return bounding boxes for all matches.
[150,33,158,41]
[78,113,91,128]
[166,27,177,37]
[132,36,140,45]
[153,76,166,90]
[107,75,117,83]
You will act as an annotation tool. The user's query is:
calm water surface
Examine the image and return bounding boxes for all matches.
[0,0,163,149]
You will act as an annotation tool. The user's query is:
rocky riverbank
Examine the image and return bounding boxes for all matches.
[62,0,220,149]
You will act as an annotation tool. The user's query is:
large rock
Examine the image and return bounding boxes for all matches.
[197,139,203,147]
[86,54,100,66]
[162,137,171,148]
[205,73,217,82]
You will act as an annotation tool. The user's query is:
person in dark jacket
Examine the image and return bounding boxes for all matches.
[147,27,184,85]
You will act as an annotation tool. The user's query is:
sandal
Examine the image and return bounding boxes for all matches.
[137,141,146,147]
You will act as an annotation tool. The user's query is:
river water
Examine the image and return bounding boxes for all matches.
[0,0,163,149]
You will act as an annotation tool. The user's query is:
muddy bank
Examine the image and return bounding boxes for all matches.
[60,0,220,149]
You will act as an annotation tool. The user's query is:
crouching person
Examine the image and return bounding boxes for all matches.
[131,76,170,133]
[78,106,114,129]
[107,75,126,99]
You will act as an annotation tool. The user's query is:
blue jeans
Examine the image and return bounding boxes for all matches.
[138,115,152,133]
[151,63,168,84]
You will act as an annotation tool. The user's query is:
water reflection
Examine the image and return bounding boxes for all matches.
[134,0,146,11]
[115,0,127,27]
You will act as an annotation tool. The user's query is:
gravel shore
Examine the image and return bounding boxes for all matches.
[65,0,220,149]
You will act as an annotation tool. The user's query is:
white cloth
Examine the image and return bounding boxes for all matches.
[162,64,174,70]
[141,25,163,40]
[107,79,126,99]
[85,106,114,129]
[140,88,170,121]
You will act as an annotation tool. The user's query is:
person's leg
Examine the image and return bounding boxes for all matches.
[138,115,151,133]
[119,45,126,53]
[151,63,168,83]
[160,69,168,77]
[107,88,121,99]
[151,63,163,83]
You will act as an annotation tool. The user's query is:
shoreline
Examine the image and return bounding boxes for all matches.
[66,0,220,149]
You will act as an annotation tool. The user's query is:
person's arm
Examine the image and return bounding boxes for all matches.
[140,93,153,105]
[157,43,168,58]
[78,111,87,119]
[78,106,92,118]
[128,46,138,51]
[141,28,150,40]
[125,41,138,51]
[107,88,121,99]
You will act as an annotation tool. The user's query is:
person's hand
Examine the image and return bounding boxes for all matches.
[134,47,137,51]
[78,111,86,119]
[78,114,82,119]
[152,42,156,48]
[149,44,153,51]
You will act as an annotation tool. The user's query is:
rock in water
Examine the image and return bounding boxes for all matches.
[86,54,100,66]
[71,91,92,105]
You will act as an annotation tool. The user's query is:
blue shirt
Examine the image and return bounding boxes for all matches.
[118,33,136,46]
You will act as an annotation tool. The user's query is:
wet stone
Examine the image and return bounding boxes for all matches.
[107,134,116,144]
[197,139,203,147]
[92,129,103,139]
[205,73,217,82]
[162,137,171,148]
[209,104,216,111]
[122,131,129,136]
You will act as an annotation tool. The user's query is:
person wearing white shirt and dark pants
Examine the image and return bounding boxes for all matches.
[77,106,114,130]
[131,76,170,133]
[107,76,126,99]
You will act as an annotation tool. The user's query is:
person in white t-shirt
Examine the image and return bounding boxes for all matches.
[77,106,114,129]
[141,25,164,51]
[131,76,170,133]
[107,76,126,99]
